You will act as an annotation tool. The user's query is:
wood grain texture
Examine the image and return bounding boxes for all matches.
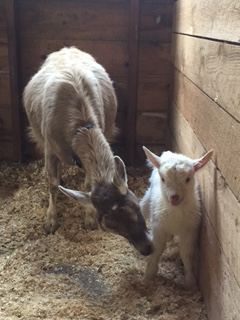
[5,0,22,162]
[20,39,128,78]
[126,0,140,165]
[137,76,169,112]
[136,112,167,143]
[18,1,129,41]
[170,104,240,290]
[172,33,240,122]
[172,68,240,202]
[139,3,173,42]
[139,41,172,76]
[173,0,240,43]
[0,38,9,74]
[200,212,240,320]
[0,74,11,107]
[0,109,13,160]
[0,0,7,37]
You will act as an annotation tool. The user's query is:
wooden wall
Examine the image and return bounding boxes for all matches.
[169,0,240,319]
[0,0,174,165]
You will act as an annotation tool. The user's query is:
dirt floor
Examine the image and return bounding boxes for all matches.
[0,159,208,320]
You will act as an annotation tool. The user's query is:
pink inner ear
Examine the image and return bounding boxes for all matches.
[194,150,213,171]
[194,160,205,171]
[144,149,160,169]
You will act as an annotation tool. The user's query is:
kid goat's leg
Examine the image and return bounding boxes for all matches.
[179,231,198,289]
[144,231,167,282]
[44,145,61,234]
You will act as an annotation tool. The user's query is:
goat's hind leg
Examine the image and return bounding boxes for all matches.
[44,147,62,234]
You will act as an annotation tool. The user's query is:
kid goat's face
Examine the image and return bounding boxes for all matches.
[159,164,195,206]
[142,146,213,207]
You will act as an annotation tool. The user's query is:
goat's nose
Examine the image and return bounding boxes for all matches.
[171,194,180,202]
[171,194,180,204]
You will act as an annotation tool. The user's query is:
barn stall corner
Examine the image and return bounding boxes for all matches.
[0,0,240,319]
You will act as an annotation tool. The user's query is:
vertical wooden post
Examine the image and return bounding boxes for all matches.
[5,0,22,162]
[126,0,140,166]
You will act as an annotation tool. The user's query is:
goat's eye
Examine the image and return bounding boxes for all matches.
[161,177,165,182]
[186,177,190,183]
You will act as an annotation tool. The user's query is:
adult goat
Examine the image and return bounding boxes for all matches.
[23,47,152,256]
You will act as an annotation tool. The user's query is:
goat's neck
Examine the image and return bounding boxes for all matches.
[72,127,115,186]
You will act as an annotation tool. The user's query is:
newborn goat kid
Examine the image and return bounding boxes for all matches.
[140,147,213,288]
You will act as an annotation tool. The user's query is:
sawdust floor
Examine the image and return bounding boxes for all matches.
[0,160,208,320]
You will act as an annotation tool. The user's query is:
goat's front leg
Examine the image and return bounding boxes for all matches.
[44,147,61,234]
[144,230,167,282]
[179,231,198,289]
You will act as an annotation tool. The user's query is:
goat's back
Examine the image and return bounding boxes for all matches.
[23,47,118,160]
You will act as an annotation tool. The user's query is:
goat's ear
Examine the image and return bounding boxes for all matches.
[143,146,161,169]
[194,150,213,172]
[113,156,128,194]
[58,185,92,206]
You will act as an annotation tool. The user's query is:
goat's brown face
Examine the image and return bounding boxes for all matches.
[91,182,152,256]
[58,155,153,256]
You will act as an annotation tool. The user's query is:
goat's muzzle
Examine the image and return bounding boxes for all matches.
[129,231,153,256]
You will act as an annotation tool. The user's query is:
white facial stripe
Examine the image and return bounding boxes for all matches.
[112,204,118,210]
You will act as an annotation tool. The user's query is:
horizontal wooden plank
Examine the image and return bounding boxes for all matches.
[21,40,172,82]
[137,76,169,111]
[172,68,240,202]
[138,41,172,76]
[136,111,167,143]
[0,109,13,160]
[169,104,240,289]
[172,33,240,122]
[18,1,129,41]
[139,3,173,42]
[20,39,128,78]
[173,0,240,43]
[0,74,11,107]
[0,38,9,74]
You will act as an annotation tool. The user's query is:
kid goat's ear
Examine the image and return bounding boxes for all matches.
[194,150,213,172]
[143,146,161,169]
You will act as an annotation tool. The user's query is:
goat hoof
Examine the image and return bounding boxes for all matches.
[44,219,60,234]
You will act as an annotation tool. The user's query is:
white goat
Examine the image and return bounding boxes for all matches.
[140,146,213,288]
[23,47,152,256]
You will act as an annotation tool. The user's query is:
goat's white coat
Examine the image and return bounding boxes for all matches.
[140,147,213,289]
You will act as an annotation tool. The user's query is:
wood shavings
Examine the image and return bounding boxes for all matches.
[0,160,207,319]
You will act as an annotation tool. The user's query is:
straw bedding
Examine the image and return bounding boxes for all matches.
[0,160,207,320]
